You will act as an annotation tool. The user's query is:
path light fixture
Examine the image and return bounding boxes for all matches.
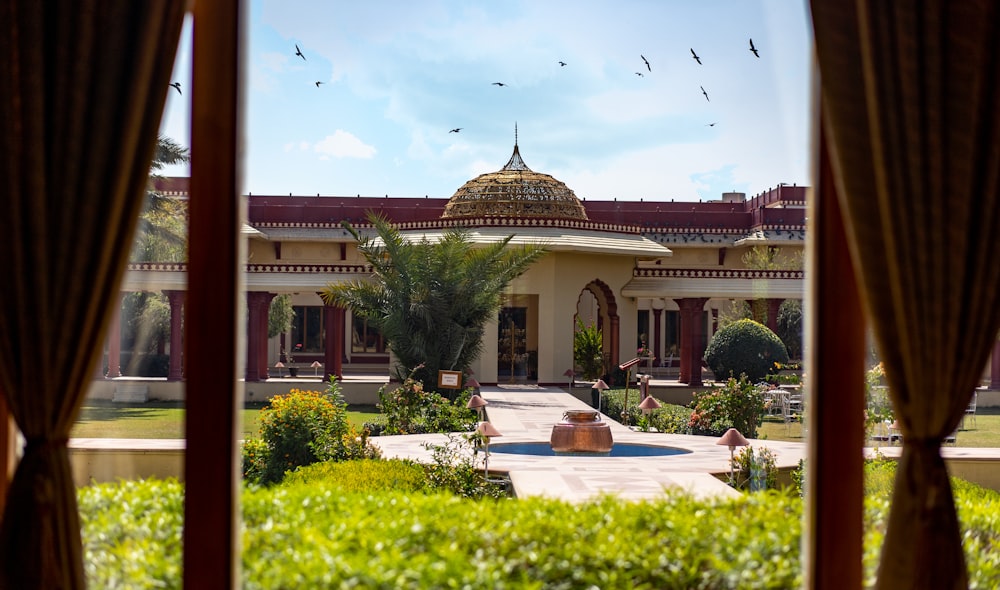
[638,395,661,415]
[716,428,750,485]
[475,421,502,482]
[273,361,284,378]
[466,377,480,395]
[563,368,575,389]
[466,393,488,421]
[311,360,322,376]
[592,379,610,411]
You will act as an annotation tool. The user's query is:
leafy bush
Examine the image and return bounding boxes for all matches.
[377,376,477,435]
[573,319,604,380]
[422,433,508,499]
[283,458,429,493]
[79,472,1000,589]
[704,318,789,383]
[251,378,380,485]
[688,375,768,438]
[730,445,778,491]
[776,299,803,359]
[241,436,268,482]
[603,389,692,432]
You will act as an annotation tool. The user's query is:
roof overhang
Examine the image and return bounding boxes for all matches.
[621,276,803,299]
[389,227,671,257]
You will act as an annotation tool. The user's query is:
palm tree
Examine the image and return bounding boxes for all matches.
[322,212,547,390]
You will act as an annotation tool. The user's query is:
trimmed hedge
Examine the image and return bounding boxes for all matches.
[79,459,1000,589]
[704,319,789,383]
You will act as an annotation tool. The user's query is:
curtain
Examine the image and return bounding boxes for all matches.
[811,1,1000,588]
[0,2,185,588]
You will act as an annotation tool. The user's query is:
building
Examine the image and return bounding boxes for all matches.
[120,141,806,388]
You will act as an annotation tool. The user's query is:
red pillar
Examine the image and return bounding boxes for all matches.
[166,290,186,381]
[245,292,274,382]
[676,300,691,383]
[609,315,620,376]
[766,298,784,333]
[686,298,709,387]
[652,307,663,365]
[991,339,1000,390]
[323,302,345,380]
[106,294,122,378]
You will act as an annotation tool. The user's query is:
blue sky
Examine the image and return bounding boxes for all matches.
[159,1,813,202]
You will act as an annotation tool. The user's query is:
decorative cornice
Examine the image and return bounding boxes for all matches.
[634,268,804,279]
[127,263,372,274]
[127,262,186,271]
[252,217,642,235]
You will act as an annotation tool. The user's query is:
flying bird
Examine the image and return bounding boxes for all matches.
[635,72,644,77]
[749,38,760,58]
[558,61,567,66]
[295,44,306,60]
[314,81,323,87]
[168,82,181,95]
[641,54,651,71]
[706,122,717,127]
[492,82,506,86]
[690,48,702,65]
[700,86,710,101]
[449,128,462,133]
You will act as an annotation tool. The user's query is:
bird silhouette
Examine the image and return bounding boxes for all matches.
[295,44,306,60]
[169,82,181,95]
[706,122,717,127]
[690,48,702,65]
[749,38,760,58]
[635,72,644,77]
[314,81,323,87]
[558,61,567,66]
[449,128,462,133]
[641,54,651,71]
[492,82,506,86]
[701,86,710,101]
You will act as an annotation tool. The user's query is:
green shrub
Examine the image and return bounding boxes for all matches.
[573,319,605,380]
[422,433,508,499]
[377,377,476,435]
[241,436,269,482]
[688,375,768,438]
[730,445,778,491]
[254,378,380,485]
[649,403,695,434]
[283,458,429,493]
[704,318,789,383]
[79,473,1000,589]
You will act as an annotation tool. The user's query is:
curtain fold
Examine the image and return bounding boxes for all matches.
[811,1,1000,588]
[0,2,185,588]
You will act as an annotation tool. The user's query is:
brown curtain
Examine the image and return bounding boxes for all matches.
[811,1,1000,588]
[0,2,185,588]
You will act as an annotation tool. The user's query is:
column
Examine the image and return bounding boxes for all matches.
[166,290,186,381]
[766,298,784,333]
[676,300,691,383]
[323,301,345,380]
[687,298,708,387]
[652,307,663,366]
[245,292,274,382]
[106,294,122,378]
[609,315,620,377]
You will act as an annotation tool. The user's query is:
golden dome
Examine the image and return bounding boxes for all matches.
[441,143,588,220]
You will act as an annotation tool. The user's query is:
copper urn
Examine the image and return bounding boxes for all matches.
[549,410,614,454]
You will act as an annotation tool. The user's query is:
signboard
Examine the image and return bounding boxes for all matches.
[438,370,462,390]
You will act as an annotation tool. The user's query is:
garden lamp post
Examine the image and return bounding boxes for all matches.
[311,360,322,377]
[563,368,575,389]
[466,377,480,395]
[638,394,661,415]
[273,361,284,378]
[476,421,502,482]
[467,393,488,421]
[717,428,749,485]
[592,379,609,411]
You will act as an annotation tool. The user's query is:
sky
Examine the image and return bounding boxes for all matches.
[159,1,814,202]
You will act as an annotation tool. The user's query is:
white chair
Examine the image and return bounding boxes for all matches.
[963,392,977,429]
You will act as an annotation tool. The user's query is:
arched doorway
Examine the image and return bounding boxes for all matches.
[575,279,620,379]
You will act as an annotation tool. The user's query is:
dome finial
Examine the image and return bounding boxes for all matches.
[515,122,518,146]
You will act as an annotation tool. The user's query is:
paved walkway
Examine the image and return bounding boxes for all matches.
[372,384,808,503]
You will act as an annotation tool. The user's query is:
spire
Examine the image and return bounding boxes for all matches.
[503,123,530,171]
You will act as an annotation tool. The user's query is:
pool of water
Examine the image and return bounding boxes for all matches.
[489,442,691,457]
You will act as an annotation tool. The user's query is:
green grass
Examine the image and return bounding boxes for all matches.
[70,400,381,439]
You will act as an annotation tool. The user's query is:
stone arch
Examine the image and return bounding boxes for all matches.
[574,279,621,376]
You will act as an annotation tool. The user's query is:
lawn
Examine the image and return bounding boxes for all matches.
[70,400,381,439]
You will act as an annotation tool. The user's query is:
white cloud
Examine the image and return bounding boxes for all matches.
[314,130,376,159]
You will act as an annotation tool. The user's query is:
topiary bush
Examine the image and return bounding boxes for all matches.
[283,458,430,493]
[704,318,789,383]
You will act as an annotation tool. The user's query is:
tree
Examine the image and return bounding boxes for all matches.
[703,319,789,383]
[268,294,295,338]
[321,212,547,390]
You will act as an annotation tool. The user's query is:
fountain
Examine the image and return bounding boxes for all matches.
[549,409,614,454]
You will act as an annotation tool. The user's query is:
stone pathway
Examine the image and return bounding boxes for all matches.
[372,385,808,503]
